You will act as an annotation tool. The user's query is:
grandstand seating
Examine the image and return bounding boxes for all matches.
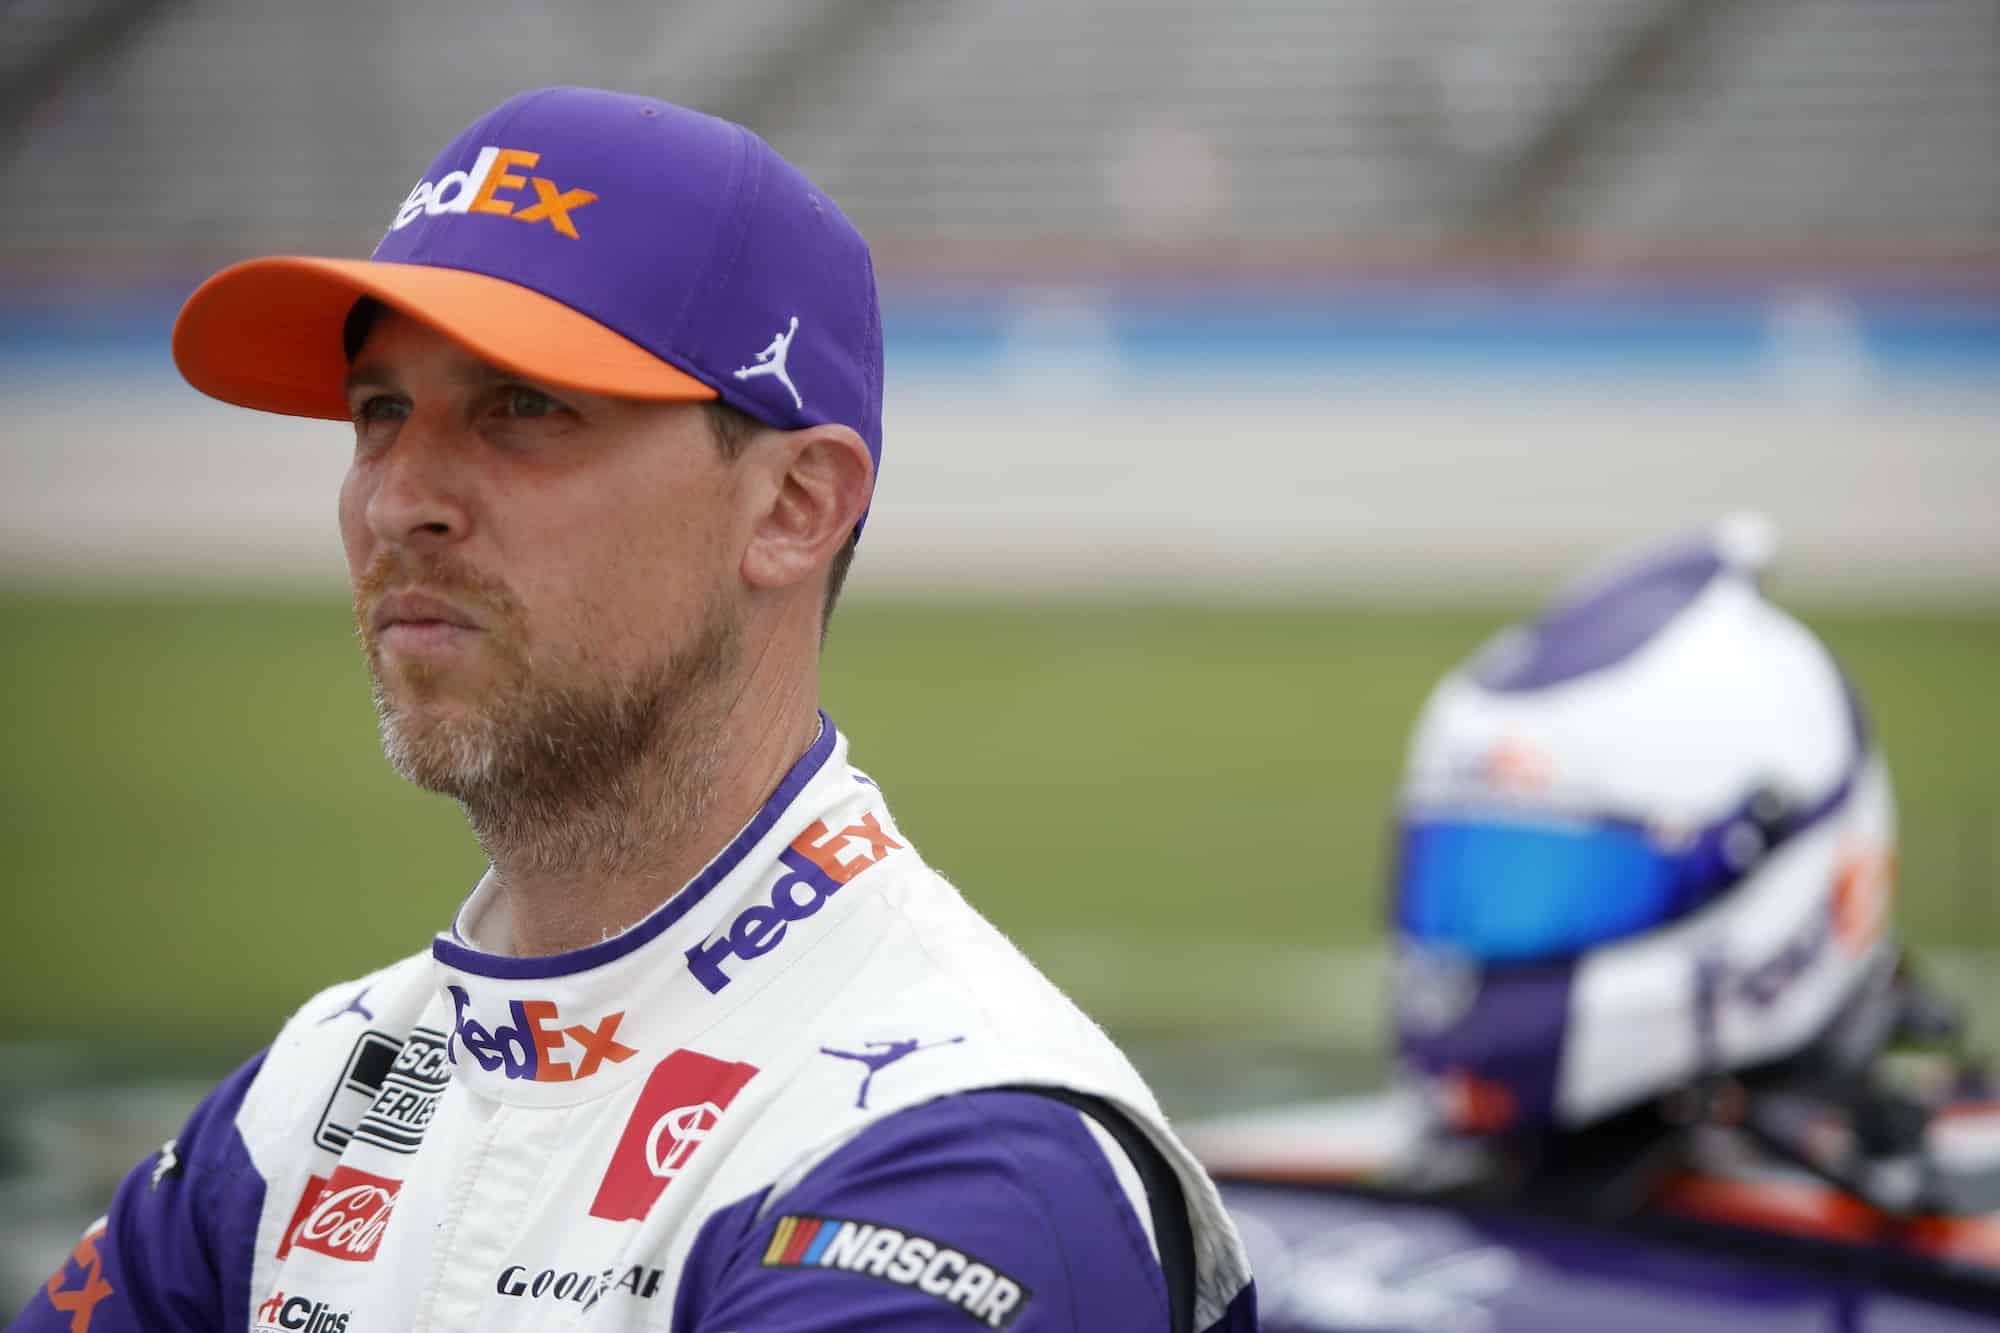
[2,0,1994,262]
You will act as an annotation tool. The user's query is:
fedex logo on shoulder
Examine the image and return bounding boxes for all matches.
[686,814,903,995]
[446,987,637,1082]
[391,146,597,238]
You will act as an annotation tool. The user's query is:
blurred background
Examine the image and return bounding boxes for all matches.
[3,0,1996,1302]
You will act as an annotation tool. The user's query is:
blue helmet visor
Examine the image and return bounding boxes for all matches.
[1393,815,1688,964]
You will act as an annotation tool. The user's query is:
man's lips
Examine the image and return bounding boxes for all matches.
[370,591,484,638]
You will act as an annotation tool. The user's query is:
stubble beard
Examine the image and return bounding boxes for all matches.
[359,559,741,883]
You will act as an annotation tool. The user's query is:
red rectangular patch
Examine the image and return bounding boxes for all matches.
[274,1173,329,1260]
[282,1165,401,1262]
[588,1050,759,1222]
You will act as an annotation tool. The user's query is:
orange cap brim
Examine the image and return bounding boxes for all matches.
[172,257,717,420]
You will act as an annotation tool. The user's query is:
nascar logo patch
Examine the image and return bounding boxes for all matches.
[762,1214,1030,1329]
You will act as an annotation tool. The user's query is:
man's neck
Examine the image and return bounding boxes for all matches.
[468,683,822,960]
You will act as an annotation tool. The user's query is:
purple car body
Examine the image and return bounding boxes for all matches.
[1193,1095,2000,1332]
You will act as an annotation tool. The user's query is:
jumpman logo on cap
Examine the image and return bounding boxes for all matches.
[819,1035,965,1109]
[733,316,802,411]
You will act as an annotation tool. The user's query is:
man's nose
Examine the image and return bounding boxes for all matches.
[365,419,472,548]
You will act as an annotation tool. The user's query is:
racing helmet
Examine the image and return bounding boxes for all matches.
[1391,515,1897,1137]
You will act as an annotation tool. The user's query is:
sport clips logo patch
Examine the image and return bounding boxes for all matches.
[254,1291,350,1333]
[589,1049,758,1222]
[685,813,903,993]
[763,1215,1031,1329]
[446,989,637,1082]
[391,145,597,238]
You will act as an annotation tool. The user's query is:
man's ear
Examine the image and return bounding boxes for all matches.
[740,423,873,592]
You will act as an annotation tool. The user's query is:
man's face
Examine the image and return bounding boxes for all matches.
[337,311,744,817]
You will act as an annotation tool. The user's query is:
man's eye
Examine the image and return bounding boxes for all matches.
[353,394,408,425]
[501,386,564,419]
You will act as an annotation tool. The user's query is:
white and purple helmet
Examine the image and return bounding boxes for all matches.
[1392,515,1898,1136]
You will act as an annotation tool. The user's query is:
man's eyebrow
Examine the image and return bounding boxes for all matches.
[455,361,525,389]
[342,359,520,397]
[343,363,399,397]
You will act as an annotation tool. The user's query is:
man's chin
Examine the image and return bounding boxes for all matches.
[369,674,506,798]
[379,714,500,799]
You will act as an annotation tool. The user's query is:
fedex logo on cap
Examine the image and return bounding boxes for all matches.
[685,814,904,994]
[391,146,598,238]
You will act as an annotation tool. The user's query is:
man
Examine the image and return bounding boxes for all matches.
[18,87,1254,1332]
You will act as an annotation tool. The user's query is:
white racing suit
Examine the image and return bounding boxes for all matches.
[19,717,1256,1332]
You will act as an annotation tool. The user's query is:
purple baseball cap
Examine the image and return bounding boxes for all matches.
[174,86,883,487]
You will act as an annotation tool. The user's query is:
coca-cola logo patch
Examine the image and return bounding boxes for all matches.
[277,1166,401,1262]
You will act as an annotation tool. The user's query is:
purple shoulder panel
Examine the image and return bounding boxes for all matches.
[676,1089,1170,1331]
[10,1050,270,1333]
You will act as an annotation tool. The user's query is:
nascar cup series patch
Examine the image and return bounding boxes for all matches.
[762,1215,1030,1329]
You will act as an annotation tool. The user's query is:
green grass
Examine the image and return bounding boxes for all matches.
[3,594,1994,1053]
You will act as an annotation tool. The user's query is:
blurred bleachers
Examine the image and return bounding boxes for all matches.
[4,0,1995,264]
[1536,0,2000,251]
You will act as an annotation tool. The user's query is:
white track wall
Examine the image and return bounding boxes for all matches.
[8,369,1996,601]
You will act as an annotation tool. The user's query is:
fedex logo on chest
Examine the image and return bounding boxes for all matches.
[686,814,903,994]
[446,988,637,1082]
[391,145,597,238]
